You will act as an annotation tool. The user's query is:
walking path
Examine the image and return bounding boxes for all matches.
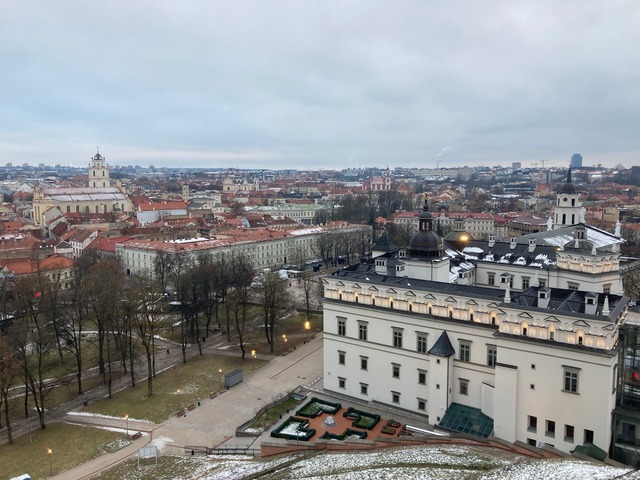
[48,336,325,479]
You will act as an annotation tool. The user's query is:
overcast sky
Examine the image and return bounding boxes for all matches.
[1,1,639,170]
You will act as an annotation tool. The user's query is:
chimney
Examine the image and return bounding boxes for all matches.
[528,238,536,253]
[602,295,610,316]
[488,234,495,248]
[584,292,598,316]
[531,273,539,287]
[510,237,517,249]
[538,287,551,309]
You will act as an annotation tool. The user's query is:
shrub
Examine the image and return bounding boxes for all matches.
[320,428,368,441]
[296,397,342,418]
[270,416,316,441]
[342,407,380,430]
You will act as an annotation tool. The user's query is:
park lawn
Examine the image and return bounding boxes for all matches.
[4,369,118,425]
[82,354,264,423]
[0,422,127,480]
[248,396,300,431]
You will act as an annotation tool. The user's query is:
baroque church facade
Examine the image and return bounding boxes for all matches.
[32,151,133,226]
[322,171,633,460]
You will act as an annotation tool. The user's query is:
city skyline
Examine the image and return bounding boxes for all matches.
[1,1,639,170]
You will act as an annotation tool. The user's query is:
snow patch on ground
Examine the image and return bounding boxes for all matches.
[66,422,149,436]
[67,411,153,423]
[151,435,174,452]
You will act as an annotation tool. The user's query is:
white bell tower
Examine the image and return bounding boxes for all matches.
[554,167,581,229]
[89,149,110,188]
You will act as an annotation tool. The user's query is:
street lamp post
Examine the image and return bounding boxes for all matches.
[304,320,311,343]
[125,414,129,437]
[218,368,223,391]
[47,448,52,476]
[251,350,256,371]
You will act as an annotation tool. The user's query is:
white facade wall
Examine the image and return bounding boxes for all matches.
[322,274,625,454]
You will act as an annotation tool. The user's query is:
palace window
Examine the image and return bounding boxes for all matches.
[337,318,346,336]
[584,429,594,444]
[358,322,368,341]
[392,363,400,378]
[417,398,426,411]
[522,277,530,290]
[392,391,400,404]
[565,424,575,443]
[360,356,368,371]
[528,415,537,432]
[459,341,471,362]
[338,351,345,365]
[393,329,403,349]
[487,345,497,367]
[338,377,346,389]
[459,379,469,395]
[563,367,579,393]
[418,370,426,385]
[488,272,495,286]
[360,383,368,396]
[546,420,555,437]
[417,333,428,354]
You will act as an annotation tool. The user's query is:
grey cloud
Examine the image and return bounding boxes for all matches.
[0,1,639,169]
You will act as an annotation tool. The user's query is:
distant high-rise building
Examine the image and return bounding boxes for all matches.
[512,162,522,169]
[570,153,583,168]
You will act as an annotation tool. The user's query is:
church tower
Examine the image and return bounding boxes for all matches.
[89,150,110,188]
[554,167,581,229]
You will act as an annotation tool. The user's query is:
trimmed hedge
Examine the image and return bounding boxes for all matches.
[320,428,368,441]
[296,397,342,418]
[270,416,316,441]
[343,407,381,430]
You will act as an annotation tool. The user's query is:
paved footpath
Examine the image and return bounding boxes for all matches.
[49,336,324,479]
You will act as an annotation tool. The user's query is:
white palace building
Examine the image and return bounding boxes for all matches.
[322,170,633,459]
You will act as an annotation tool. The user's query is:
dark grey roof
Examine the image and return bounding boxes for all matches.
[331,263,627,322]
[462,240,557,269]
[332,264,508,301]
[429,331,455,357]
[512,287,625,317]
[371,232,399,253]
[518,223,623,250]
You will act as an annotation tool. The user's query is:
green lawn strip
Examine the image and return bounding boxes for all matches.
[82,355,259,423]
[248,397,299,431]
[0,422,127,479]
[4,370,119,424]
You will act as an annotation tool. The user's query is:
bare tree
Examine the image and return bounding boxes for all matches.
[313,234,335,268]
[196,253,218,337]
[170,249,191,363]
[127,276,166,396]
[12,277,59,429]
[229,253,254,358]
[0,335,19,443]
[300,275,321,320]
[257,272,293,353]
[85,261,124,399]
[58,252,94,394]
[154,249,174,294]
